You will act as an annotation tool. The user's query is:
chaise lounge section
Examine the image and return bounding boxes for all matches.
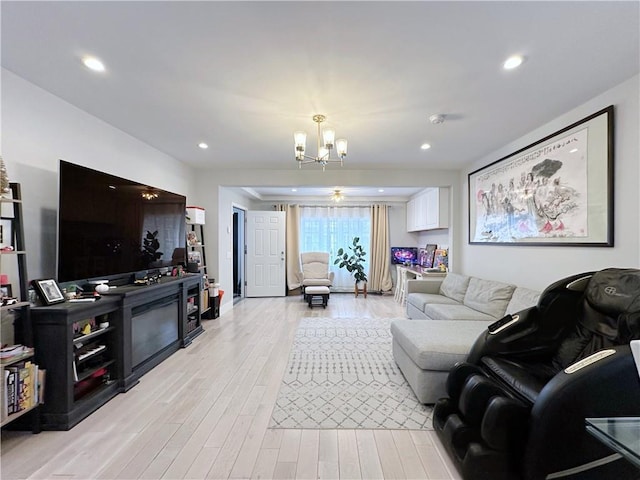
[392,273,541,403]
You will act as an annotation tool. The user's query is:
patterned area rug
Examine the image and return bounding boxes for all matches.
[269,317,433,429]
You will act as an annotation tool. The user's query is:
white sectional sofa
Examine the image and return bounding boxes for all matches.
[392,273,541,403]
[406,273,541,322]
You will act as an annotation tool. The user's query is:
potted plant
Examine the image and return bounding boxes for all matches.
[141,230,163,267]
[334,236,368,296]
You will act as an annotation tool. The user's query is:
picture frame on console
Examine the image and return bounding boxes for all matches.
[32,278,66,305]
[0,219,12,249]
[0,284,12,298]
[468,105,613,246]
[424,244,437,268]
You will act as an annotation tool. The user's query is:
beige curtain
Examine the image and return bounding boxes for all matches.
[275,204,302,290]
[369,204,393,292]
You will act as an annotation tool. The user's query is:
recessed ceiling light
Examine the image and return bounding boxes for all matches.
[503,55,524,70]
[421,143,431,150]
[82,56,105,72]
[198,142,209,149]
[378,189,385,193]
[291,188,297,192]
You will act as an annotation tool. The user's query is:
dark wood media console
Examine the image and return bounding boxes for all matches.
[31,274,202,430]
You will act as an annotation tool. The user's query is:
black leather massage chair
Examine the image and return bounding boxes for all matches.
[433,268,640,480]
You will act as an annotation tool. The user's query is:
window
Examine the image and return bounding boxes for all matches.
[300,206,370,290]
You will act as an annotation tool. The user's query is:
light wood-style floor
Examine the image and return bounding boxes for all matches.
[1,294,462,480]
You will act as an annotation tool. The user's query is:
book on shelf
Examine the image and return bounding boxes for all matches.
[18,362,32,411]
[3,361,43,416]
[6,367,17,414]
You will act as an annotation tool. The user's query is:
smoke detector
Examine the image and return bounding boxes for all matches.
[429,114,445,125]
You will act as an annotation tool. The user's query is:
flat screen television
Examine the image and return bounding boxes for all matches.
[391,247,419,265]
[57,160,187,283]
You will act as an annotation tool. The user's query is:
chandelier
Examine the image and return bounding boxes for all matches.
[294,114,347,171]
[141,188,159,200]
[330,189,344,202]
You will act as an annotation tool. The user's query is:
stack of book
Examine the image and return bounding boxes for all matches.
[2,359,45,418]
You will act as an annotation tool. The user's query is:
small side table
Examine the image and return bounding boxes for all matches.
[585,417,640,469]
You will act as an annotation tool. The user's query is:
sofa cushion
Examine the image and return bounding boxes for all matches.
[439,273,470,303]
[463,278,515,319]
[422,303,498,322]
[407,292,460,312]
[391,319,491,370]
[506,287,541,314]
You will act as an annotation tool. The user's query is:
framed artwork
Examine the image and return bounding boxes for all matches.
[468,105,614,246]
[0,219,12,249]
[188,250,201,264]
[424,244,437,268]
[417,248,426,267]
[433,249,448,270]
[187,231,199,246]
[0,284,12,298]
[32,279,66,305]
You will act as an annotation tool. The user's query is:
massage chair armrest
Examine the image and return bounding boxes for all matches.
[534,345,640,420]
[467,307,551,364]
[406,279,443,294]
[466,272,595,365]
[523,345,640,476]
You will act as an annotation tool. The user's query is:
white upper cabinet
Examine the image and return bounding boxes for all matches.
[407,187,449,232]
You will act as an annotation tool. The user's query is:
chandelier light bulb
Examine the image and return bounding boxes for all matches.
[294,131,307,147]
[323,128,335,149]
[336,139,348,158]
[294,131,307,161]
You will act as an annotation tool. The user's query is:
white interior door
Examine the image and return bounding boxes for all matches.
[245,211,286,297]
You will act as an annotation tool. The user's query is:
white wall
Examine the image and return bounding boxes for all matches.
[193,169,461,311]
[459,75,639,291]
[2,69,196,281]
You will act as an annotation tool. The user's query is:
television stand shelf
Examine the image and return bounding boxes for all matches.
[32,274,202,430]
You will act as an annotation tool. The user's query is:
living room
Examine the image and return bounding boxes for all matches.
[1,2,639,479]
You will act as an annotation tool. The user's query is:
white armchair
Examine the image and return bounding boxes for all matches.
[300,252,335,293]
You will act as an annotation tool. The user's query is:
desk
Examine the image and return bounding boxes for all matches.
[585,417,640,469]
[395,265,447,304]
[400,265,447,280]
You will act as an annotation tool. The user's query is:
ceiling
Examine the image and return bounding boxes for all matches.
[2,1,639,199]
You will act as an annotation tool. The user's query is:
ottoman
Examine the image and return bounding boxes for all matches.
[305,285,330,308]
[390,319,491,403]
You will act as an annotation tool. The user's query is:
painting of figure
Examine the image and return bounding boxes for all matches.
[472,128,588,243]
